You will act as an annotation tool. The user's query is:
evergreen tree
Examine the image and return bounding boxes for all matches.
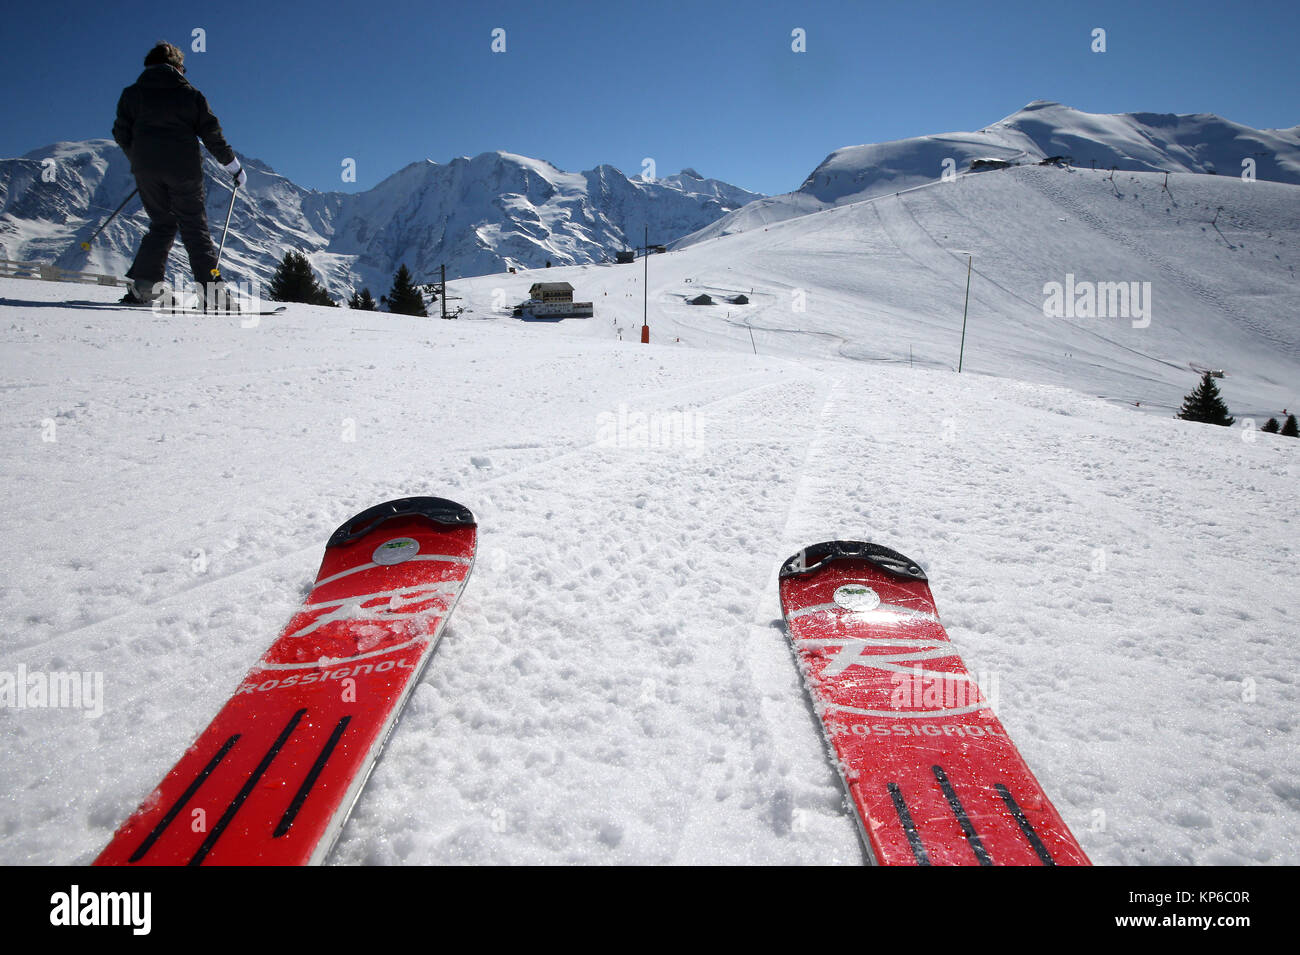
[1261,417,1280,434]
[382,264,427,316]
[1176,372,1234,426]
[347,288,377,311]
[1282,414,1299,438]
[268,250,336,306]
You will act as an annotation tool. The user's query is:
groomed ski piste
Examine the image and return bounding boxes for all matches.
[2,161,1297,865]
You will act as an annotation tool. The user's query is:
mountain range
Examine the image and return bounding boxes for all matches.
[0,144,761,298]
[1,101,1296,300]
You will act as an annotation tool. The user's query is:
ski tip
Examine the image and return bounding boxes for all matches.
[327,497,476,548]
[779,540,927,582]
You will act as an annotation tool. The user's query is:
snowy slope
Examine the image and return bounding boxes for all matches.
[682,101,1300,243]
[0,259,1296,865]
[452,163,1300,422]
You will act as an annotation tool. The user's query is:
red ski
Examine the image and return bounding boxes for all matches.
[779,541,1089,866]
[95,497,477,866]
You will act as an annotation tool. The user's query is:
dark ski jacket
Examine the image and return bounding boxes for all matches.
[112,64,236,179]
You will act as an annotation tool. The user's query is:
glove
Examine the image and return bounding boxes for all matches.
[222,157,248,189]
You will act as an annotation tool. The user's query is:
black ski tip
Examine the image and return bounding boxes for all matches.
[327,497,476,548]
[779,540,927,582]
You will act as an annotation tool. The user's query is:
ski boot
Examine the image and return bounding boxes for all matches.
[119,279,161,305]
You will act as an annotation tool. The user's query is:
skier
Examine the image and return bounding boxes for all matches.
[112,42,246,309]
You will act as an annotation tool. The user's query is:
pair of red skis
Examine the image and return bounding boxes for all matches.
[95,499,1087,865]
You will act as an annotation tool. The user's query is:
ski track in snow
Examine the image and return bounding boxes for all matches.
[332,371,850,863]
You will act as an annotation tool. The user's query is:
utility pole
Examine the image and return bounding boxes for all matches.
[437,264,462,319]
[642,224,649,343]
[958,252,972,373]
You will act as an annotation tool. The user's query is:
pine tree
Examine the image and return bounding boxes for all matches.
[382,264,427,316]
[1261,417,1280,434]
[268,250,336,306]
[1282,414,1299,438]
[347,288,377,311]
[1176,372,1234,426]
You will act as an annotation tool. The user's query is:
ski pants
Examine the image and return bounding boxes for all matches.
[126,169,220,285]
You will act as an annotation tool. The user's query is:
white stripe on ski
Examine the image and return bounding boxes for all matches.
[800,641,967,680]
[314,553,471,588]
[284,592,453,643]
[825,700,992,719]
[259,582,465,669]
[800,634,977,680]
[786,601,940,625]
[797,637,947,648]
[303,580,462,611]
[256,634,432,670]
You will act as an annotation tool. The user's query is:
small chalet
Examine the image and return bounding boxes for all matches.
[730,294,749,305]
[529,282,574,304]
[515,281,594,319]
[689,294,714,305]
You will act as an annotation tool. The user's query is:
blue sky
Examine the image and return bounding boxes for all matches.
[4,0,1297,196]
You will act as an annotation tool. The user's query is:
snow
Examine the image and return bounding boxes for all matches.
[1,151,1298,866]
[684,100,1300,242]
[473,163,1300,418]
[1,143,763,302]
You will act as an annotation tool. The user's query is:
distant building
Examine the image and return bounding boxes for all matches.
[689,294,714,305]
[729,294,749,305]
[970,158,1012,172]
[515,281,593,319]
[529,282,574,303]
[615,250,636,264]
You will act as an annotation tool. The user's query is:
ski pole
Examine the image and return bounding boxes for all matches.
[210,184,238,281]
[79,188,139,250]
